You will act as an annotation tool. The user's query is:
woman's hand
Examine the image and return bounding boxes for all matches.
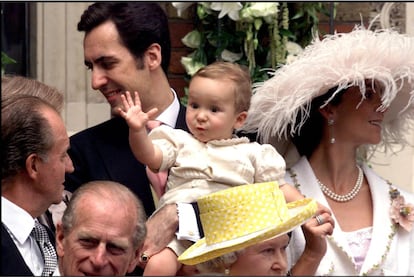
[302,203,334,259]
[290,203,334,275]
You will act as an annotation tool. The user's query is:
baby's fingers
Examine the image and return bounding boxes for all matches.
[125,91,135,107]
[133,91,142,107]
[146,107,159,120]
[119,93,129,110]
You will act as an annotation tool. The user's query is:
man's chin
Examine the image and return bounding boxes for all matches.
[111,107,122,118]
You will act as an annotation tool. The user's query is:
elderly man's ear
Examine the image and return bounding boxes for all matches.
[55,222,65,257]
[128,248,141,273]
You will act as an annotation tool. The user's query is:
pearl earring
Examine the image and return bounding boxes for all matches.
[328,118,335,144]
[224,268,230,275]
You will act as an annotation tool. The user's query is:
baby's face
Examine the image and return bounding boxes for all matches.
[186,76,243,143]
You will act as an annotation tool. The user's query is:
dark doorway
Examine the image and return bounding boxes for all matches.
[1,2,31,76]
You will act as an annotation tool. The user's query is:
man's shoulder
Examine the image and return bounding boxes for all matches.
[236,130,258,142]
[1,223,11,242]
[1,223,19,257]
[70,117,126,141]
[1,224,34,275]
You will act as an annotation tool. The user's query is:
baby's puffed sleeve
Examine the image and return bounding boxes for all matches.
[148,125,182,171]
[253,143,286,185]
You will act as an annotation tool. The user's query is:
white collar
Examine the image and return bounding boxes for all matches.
[1,196,35,244]
[156,88,180,128]
[53,265,61,276]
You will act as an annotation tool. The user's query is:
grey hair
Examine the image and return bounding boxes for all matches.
[195,250,244,274]
[1,95,56,181]
[2,75,64,112]
[61,180,147,248]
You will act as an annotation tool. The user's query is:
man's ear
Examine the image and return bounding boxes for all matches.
[234,111,248,129]
[56,222,65,257]
[25,153,40,179]
[145,43,162,70]
[127,247,140,273]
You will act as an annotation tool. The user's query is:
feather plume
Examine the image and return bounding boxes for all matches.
[240,25,414,159]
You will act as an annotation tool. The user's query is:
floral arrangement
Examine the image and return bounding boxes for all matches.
[389,187,414,232]
[172,2,332,101]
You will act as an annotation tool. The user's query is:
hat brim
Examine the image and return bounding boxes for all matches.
[240,27,414,152]
[178,198,317,265]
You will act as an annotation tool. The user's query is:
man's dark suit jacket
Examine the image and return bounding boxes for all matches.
[1,223,55,276]
[65,104,188,217]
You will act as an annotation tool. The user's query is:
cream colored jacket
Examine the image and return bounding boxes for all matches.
[149,125,287,208]
[286,156,414,276]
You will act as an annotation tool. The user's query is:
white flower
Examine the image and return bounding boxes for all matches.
[172,2,195,17]
[210,2,243,21]
[286,41,303,55]
[181,30,201,49]
[240,3,279,22]
[221,49,243,63]
[285,41,303,64]
[181,56,206,76]
[286,54,298,64]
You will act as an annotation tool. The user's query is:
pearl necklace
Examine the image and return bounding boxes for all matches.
[316,165,363,202]
[288,168,400,275]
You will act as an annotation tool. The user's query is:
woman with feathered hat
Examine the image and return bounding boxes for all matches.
[240,25,414,275]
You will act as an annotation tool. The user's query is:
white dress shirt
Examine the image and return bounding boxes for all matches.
[156,88,180,127]
[1,196,44,275]
[52,266,61,276]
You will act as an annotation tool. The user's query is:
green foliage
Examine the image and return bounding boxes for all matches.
[1,51,17,76]
[288,2,334,47]
[173,2,336,104]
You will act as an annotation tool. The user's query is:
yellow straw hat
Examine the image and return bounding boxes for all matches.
[178,182,317,265]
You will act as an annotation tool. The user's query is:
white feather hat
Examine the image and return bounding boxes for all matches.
[240,25,414,160]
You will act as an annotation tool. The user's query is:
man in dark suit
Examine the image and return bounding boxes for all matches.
[1,94,74,276]
[65,3,189,273]
[66,2,188,217]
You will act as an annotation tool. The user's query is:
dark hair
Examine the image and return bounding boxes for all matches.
[78,2,171,74]
[1,95,55,181]
[291,87,346,158]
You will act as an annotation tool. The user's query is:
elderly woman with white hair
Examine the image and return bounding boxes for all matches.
[178,181,334,276]
[240,25,414,275]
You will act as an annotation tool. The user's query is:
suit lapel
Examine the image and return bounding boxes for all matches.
[1,224,33,275]
[294,158,352,251]
[176,104,188,131]
[360,165,395,274]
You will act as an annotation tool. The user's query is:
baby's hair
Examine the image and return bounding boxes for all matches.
[192,61,252,113]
